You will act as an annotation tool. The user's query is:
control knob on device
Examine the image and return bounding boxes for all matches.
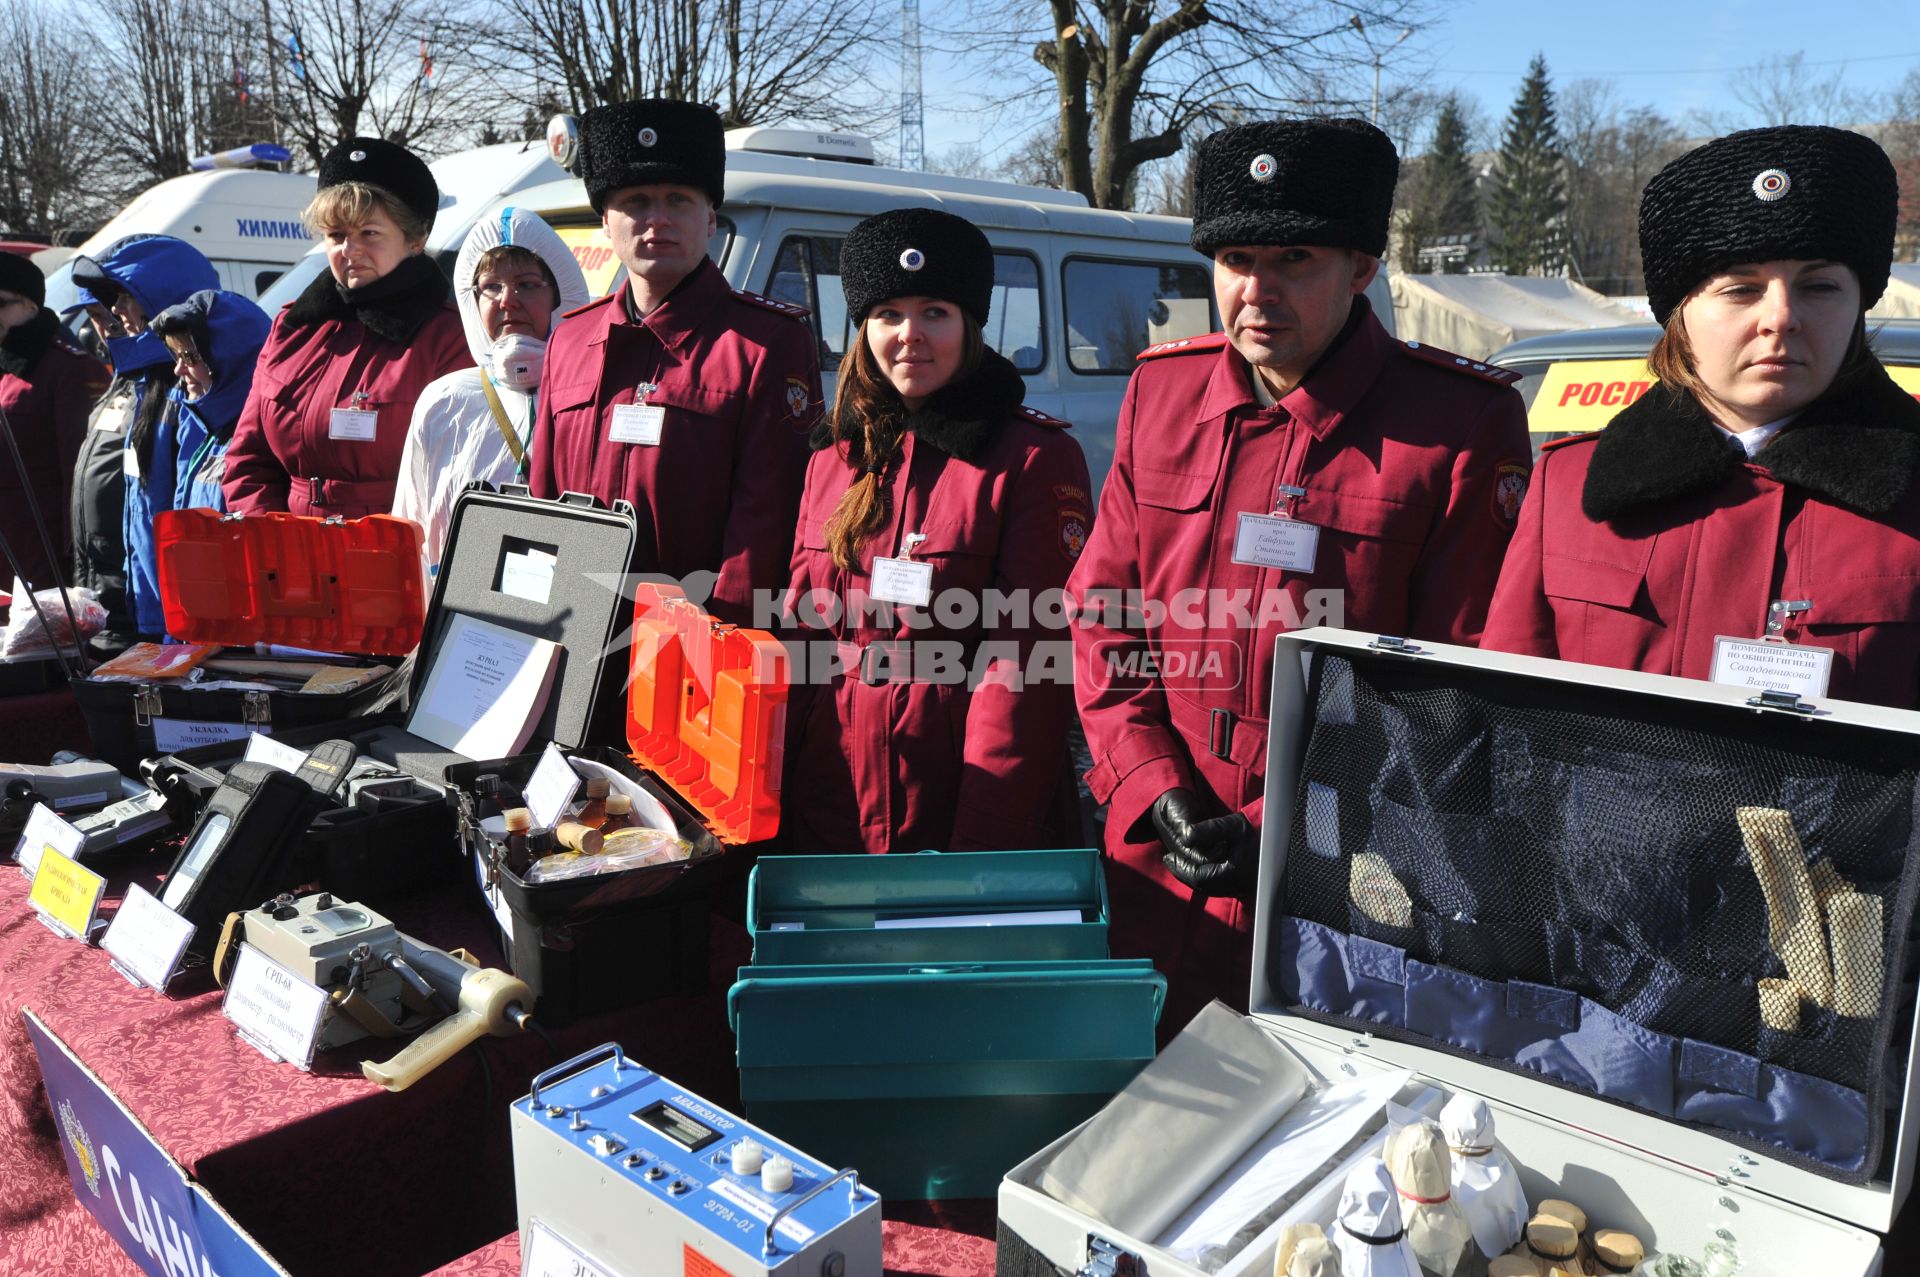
[731,1139,764,1175]
[761,1155,794,1193]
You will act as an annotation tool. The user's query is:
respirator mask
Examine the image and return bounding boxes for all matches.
[487,332,547,391]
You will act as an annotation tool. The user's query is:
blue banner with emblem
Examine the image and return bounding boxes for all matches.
[23,1009,287,1277]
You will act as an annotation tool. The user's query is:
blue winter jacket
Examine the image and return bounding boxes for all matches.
[72,235,219,638]
[151,290,272,515]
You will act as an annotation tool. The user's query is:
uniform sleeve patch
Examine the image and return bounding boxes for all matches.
[1493,461,1530,525]
[785,377,813,421]
[1060,509,1090,562]
[1052,483,1089,504]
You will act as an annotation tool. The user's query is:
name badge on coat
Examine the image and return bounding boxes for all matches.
[94,398,133,434]
[1710,636,1833,701]
[608,403,666,446]
[328,408,379,442]
[1231,512,1320,572]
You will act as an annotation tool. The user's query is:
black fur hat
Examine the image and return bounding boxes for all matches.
[840,207,993,326]
[0,251,44,308]
[318,137,440,232]
[580,99,726,213]
[1640,125,1898,324]
[1190,118,1399,258]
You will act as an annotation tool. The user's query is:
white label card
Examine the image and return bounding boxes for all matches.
[1710,635,1834,701]
[521,1218,616,1277]
[523,742,580,830]
[499,547,557,605]
[102,883,196,991]
[222,943,329,1069]
[328,407,379,442]
[14,802,83,878]
[608,402,665,445]
[94,399,133,434]
[244,731,309,775]
[1231,512,1320,572]
[869,556,934,607]
[152,717,255,752]
[122,446,141,479]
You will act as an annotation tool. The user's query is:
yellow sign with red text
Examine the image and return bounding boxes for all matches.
[1529,359,1920,434]
[555,225,622,299]
[1527,359,1657,433]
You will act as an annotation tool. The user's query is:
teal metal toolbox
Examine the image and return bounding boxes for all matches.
[745,848,1112,966]
[729,958,1164,1201]
[731,848,1164,1200]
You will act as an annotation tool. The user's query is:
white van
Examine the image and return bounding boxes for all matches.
[44,167,318,309]
[266,128,1396,488]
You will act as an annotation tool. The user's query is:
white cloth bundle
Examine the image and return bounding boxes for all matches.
[1274,1223,1342,1277]
[1332,1158,1421,1277]
[1385,1119,1474,1276]
[1440,1094,1528,1259]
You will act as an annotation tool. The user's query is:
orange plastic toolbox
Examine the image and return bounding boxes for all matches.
[74,511,425,772]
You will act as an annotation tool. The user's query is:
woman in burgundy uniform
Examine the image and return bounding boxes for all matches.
[1485,125,1920,710]
[782,208,1092,854]
[223,137,466,518]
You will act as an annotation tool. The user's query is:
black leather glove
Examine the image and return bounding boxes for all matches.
[1151,788,1259,899]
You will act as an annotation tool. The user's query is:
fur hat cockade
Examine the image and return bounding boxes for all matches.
[580,99,726,214]
[1190,118,1399,259]
[1639,125,1898,324]
[318,137,441,232]
[840,207,994,327]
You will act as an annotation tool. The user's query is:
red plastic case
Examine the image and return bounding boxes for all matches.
[153,510,426,656]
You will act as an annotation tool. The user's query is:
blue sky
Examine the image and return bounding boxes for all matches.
[916,0,1920,161]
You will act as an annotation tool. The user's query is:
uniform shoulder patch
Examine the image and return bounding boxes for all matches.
[1398,340,1523,385]
[1136,331,1229,360]
[1540,431,1602,453]
[1018,404,1071,429]
[734,289,812,320]
[561,292,617,320]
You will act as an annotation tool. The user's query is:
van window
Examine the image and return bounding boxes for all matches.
[1063,257,1214,373]
[769,236,1048,372]
[988,252,1044,373]
[254,270,283,295]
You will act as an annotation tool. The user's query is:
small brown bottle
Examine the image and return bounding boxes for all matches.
[603,791,634,831]
[502,807,533,876]
[575,776,611,829]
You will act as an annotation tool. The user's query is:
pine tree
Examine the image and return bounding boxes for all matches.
[1393,95,1481,273]
[1429,99,1479,241]
[1489,55,1567,276]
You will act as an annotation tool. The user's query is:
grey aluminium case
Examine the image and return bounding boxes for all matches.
[999,628,1916,1276]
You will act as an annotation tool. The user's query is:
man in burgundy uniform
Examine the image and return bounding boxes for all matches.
[529,99,821,625]
[1067,118,1533,1030]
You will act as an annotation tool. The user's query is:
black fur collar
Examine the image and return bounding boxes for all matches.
[0,309,59,377]
[1583,359,1920,521]
[283,253,452,344]
[814,347,1028,465]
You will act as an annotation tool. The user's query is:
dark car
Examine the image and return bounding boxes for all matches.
[1490,319,1920,454]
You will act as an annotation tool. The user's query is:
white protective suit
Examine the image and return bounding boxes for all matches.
[391,207,591,576]
[1440,1094,1528,1261]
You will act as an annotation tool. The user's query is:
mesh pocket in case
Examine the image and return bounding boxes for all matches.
[1273,651,1920,1183]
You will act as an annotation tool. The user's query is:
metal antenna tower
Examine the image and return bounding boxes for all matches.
[900,0,925,170]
